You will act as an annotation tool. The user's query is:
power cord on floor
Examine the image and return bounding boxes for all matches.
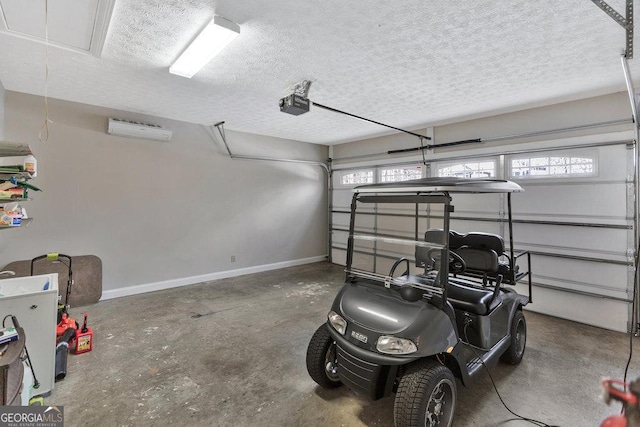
[622,240,639,413]
[463,323,558,427]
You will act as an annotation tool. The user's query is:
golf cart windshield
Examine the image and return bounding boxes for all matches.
[344,178,527,302]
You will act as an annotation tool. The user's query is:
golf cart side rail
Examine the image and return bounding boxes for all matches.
[514,250,533,302]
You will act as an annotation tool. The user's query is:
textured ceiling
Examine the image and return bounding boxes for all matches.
[0,0,637,145]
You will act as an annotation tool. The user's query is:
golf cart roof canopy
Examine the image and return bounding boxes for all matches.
[354,178,523,194]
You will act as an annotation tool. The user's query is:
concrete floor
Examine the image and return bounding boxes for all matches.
[50,261,639,427]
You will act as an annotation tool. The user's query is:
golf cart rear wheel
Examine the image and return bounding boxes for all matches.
[306,324,342,389]
[500,310,527,364]
[394,359,456,427]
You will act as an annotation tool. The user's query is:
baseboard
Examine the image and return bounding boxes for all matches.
[101,255,327,301]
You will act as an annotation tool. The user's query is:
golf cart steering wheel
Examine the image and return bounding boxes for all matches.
[389,257,410,278]
[427,247,466,274]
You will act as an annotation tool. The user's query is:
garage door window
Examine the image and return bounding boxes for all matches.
[436,160,496,178]
[509,150,597,179]
[340,170,374,186]
[379,166,423,182]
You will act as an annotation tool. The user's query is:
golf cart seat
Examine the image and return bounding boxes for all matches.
[446,280,501,315]
[414,229,464,269]
[460,232,517,280]
[415,229,518,284]
[415,229,507,315]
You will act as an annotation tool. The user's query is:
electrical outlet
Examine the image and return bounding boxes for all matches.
[231,256,236,262]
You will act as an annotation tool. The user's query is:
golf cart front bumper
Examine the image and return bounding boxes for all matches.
[328,326,419,400]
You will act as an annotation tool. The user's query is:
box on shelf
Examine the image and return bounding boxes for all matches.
[0,327,18,345]
[0,206,22,226]
[0,215,21,226]
[0,188,26,199]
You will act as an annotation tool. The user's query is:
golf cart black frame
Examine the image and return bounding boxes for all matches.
[331,178,532,398]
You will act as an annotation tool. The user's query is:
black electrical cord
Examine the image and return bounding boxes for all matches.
[1,314,40,388]
[2,314,12,328]
[463,323,558,427]
[621,239,639,413]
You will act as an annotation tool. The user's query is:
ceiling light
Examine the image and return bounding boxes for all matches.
[170,15,240,78]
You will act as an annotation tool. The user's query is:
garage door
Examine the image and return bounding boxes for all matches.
[330,138,635,332]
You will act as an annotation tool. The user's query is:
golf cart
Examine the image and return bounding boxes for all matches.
[306,177,532,427]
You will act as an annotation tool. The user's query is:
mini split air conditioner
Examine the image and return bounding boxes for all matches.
[107,118,173,142]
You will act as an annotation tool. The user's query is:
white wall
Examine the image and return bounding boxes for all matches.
[1,92,328,294]
[0,80,5,139]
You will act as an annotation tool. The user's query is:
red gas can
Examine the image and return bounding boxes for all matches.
[72,313,93,354]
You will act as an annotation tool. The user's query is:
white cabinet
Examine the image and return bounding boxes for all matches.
[0,273,58,396]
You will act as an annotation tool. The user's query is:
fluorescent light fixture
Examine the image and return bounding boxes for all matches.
[170,15,240,78]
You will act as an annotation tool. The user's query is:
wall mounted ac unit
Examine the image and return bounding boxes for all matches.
[107,118,172,142]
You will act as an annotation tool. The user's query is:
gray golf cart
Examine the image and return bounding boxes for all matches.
[306,177,532,427]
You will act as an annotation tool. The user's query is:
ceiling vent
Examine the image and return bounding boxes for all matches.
[107,118,172,142]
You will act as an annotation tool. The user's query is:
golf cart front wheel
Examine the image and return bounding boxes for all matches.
[500,310,527,364]
[394,359,456,427]
[306,324,342,389]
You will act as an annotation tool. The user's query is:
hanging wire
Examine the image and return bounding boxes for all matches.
[38,0,53,142]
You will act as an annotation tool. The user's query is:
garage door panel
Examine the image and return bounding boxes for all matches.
[332,229,349,246]
[332,212,351,229]
[448,193,503,214]
[377,241,418,260]
[598,146,632,180]
[514,224,629,257]
[352,253,374,271]
[514,285,629,332]
[449,219,503,236]
[514,183,627,219]
[332,248,347,266]
[353,215,375,231]
[333,188,355,209]
[377,215,416,237]
[419,217,445,235]
[530,255,628,294]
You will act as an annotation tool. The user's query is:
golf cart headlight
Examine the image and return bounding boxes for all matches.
[328,311,347,335]
[376,336,418,354]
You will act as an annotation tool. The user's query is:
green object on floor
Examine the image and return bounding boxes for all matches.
[29,396,44,406]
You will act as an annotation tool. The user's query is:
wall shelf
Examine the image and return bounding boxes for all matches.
[0,142,31,157]
[0,198,30,203]
[0,143,36,230]
[0,218,32,230]
[0,172,32,180]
